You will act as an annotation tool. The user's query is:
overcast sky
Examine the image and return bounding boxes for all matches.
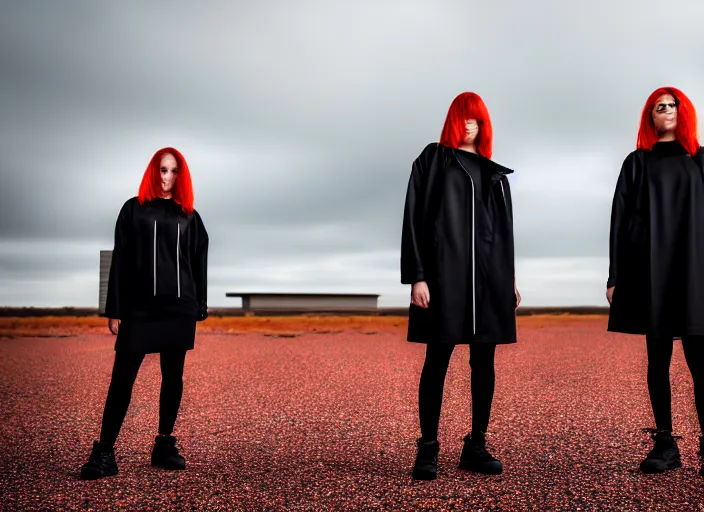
[1,0,703,308]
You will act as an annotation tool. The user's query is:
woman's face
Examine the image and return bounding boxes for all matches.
[465,119,479,144]
[159,153,178,196]
[652,94,678,134]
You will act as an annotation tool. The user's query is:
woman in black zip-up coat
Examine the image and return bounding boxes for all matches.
[81,147,209,480]
[401,92,520,480]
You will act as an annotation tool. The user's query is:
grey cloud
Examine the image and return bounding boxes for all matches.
[2,0,704,307]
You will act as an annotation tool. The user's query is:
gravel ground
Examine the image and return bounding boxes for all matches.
[1,318,704,511]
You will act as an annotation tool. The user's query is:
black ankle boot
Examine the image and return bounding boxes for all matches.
[151,434,186,470]
[640,430,682,473]
[81,440,118,480]
[413,438,439,480]
[459,431,502,475]
[698,436,704,477]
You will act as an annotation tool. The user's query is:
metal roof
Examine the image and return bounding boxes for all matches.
[226,292,380,297]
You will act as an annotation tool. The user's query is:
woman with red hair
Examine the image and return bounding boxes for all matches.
[607,87,704,475]
[80,147,209,480]
[401,92,520,480]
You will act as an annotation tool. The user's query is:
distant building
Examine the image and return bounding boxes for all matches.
[100,249,379,314]
[226,292,379,312]
[98,250,112,315]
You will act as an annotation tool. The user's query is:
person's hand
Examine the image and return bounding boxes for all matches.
[108,318,120,335]
[412,281,430,308]
[606,286,615,305]
[197,300,208,321]
[515,286,521,308]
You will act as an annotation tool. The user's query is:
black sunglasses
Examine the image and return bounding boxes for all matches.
[654,97,679,113]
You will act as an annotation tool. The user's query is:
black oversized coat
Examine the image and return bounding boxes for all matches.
[607,146,704,336]
[104,196,209,323]
[401,143,517,345]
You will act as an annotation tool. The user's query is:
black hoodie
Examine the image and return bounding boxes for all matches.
[104,196,209,321]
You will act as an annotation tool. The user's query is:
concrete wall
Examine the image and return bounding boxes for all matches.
[243,294,378,310]
[98,250,112,315]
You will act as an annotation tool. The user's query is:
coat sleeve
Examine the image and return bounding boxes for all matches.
[607,152,637,289]
[191,210,209,321]
[400,146,434,285]
[104,199,132,319]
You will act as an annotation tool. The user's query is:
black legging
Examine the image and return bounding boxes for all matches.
[646,335,704,434]
[418,343,497,441]
[99,350,187,447]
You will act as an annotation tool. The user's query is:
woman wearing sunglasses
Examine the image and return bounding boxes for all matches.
[607,87,704,475]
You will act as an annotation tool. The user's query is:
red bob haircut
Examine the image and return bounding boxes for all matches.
[439,92,493,159]
[637,86,700,156]
[137,147,195,215]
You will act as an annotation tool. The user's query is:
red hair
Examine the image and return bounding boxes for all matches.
[637,87,699,155]
[439,92,493,158]
[137,147,194,215]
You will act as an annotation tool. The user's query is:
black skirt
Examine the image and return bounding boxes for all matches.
[115,316,196,353]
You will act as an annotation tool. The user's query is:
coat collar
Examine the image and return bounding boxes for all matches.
[489,161,514,182]
[438,143,514,182]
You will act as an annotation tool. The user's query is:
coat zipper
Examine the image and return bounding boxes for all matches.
[176,223,181,298]
[153,220,157,296]
[453,150,476,335]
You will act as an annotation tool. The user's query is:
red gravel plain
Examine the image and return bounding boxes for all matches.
[1,316,704,511]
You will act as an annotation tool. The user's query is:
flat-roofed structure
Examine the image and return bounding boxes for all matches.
[98,250,113,316]
[226,292,379,312]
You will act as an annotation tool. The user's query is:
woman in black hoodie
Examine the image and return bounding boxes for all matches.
[81,147,209,480]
